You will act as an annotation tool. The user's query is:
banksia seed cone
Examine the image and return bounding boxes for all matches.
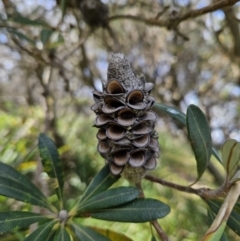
[91,53,160,183]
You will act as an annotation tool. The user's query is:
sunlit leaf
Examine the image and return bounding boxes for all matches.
[57,226,71,241]
[154,103,222,163]
[186,105,212,182]
[72,224,111,241]
[24,220,57,241]
[0,176,51,209]
[79,164,119,203]
[7,29,35,45]
[0,211,51,233]
[77,187,139,212]
[222,139,240,179]
[38,133,64,205]
[208,210,228,241]
[91,227,133,241]
[90,198,170,222]
[203,221,226,241]
[40,29,54,45]
[207,200,240,236]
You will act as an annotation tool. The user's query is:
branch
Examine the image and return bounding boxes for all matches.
[144,174,228,199]
[108,0,240,29]
[136,181,169,241]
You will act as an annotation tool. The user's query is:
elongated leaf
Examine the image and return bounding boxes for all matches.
[90,198,170,222]
[40,29,54,45]
[154,103,222,163]
[72,224,111,241]
[0,162,47,202]
[153,103,186,125]
[186,105,212,181]
[151,236,157,241]
[77,187,139,212]
[208,210,228,241]
[24,220,57,241]
[57,226,71,241]
[0,211,51,233]
[10,15,48,27]
[79,165,119,203]
[60,0,67,20]
[222,140,240,179]
[203,221,226,241]
[207,200,240,236]
[0,176,51,209]
[90,227,133,241]
[7,29,35,45]
[38,133,64,205]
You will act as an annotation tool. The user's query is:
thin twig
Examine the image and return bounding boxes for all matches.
[151,220,169,241]
[144,174,228,199]
[108,0,240,29]
[136,181,170,241]
[145,174,199,195]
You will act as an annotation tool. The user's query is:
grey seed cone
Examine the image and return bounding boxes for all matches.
[92,53,159,184]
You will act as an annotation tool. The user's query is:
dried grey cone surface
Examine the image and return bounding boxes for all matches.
[92,53,160,184]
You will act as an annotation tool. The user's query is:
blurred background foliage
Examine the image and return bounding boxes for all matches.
[0,0,240,240]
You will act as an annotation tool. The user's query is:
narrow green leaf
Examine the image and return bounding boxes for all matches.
[79,165,119,203]
[77,187,139,212]
[208,210,228,241]
[72,224,111,241]
[57,226,71,241]
[90,227,133,241]
[0,176,51,209]
[24,220,57,241]
[0,162,48,202]
[60,0,67,20]
[90,198,170,222]
[186,105,212,181]
[7,29,35,45]
[207,200,240,236]
[154,103,222,163]
[38,133,64,205]
[40,29,54,45]
[10,15,48,27]
[153,103,186,125]
[151,235,157,241]
[222,140,240,179]
[203,222,227,241]
[0,211,51,233]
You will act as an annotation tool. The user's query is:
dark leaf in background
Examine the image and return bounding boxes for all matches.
[7,29,35,45]
[186,105,212,182]
[40,29,54,45]
[10,14,49,27]
[38,133,65,205]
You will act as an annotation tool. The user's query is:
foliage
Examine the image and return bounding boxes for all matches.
[1,104,240,240]
[0,133,170,240]
[1,0,240,240]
